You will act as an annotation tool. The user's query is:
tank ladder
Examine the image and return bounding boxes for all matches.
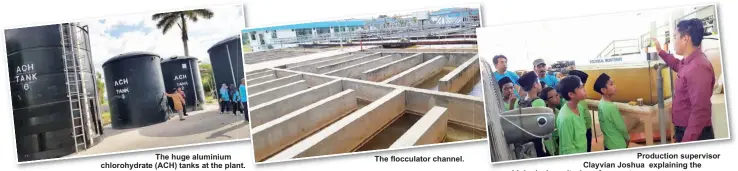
[60,23,90,152]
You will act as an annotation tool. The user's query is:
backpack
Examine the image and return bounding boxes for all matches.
[518,97,541,108]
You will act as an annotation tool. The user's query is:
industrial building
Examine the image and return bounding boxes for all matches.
[242,20,366,51]
[241,7,481,52]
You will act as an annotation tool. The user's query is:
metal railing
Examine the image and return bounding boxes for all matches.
[263,20,480,45]
[596,39,641,58]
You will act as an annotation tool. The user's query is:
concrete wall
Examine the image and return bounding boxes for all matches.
[286,53,351,69]
[447,53,477,67]
[365,49,478,53]
[362,53,424,82]
[383,55,446,87]
[438,55,480,93]
[316,53,383,74]
[377,52,473,66]
[247,74,278,85]
[325,55,404,79]
[275,69,296,78]
[404,89,486,130]
[301,73,335,87]
[267,89,406,161]
[418,53,477,67]
[378,52,415,58]
[340,79,395,102]
[248,74,303,95]
[248,80,309,106]
[246,68,272,74]
[390,106,448,148]
[288,54,358,73]
[246,69,275,79]
[252,89,357,162]
[250,80,344,127]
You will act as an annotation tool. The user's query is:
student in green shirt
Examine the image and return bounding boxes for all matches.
[594,73,630,150]
[556,75,588,155]
[541,87,562,115]
[497,76,517,111]
[516,71,548,157]
[567,70,593,152]
[540,87,561,155]
[516,71,546,108]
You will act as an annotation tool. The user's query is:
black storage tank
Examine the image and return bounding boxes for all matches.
[160,56,205,111]
[5,23,104,162]
[102,52,167,129]
[208,35,244,88]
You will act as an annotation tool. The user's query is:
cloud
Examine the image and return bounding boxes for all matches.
[84,4,245,73]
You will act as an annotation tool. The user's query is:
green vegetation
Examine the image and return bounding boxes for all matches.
[199,63,214,94]
[96,72,107,105]
[205,95,216,104]
[152,9,214,56]
[241,34,252,53]
[242,44,252,53]
[200,63,222,105]
[102,111,111,126]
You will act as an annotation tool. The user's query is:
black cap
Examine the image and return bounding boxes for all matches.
[517,71,539,91]
[556,75,582,101]
[594,73,611,94]
[568,70,589,84]
[498,77,512,90]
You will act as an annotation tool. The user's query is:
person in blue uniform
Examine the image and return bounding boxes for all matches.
[493,55,521,98]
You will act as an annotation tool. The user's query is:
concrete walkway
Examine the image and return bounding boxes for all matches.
[71,105,250,157]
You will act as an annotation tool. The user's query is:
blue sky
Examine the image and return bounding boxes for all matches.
[100,19,153,38]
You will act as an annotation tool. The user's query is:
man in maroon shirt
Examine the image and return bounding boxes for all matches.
[652,18,715,143]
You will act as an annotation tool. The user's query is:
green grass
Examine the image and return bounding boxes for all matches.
[102,111,111,126]
[206,95,216,104]
[242,44,252,53]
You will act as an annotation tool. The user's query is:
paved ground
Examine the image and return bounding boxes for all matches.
[71,104,250,157]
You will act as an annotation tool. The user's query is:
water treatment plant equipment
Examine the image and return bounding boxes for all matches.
[161,56,206,111]
[103,52,168,129]
[208,35,244,87]
[244,49,487,162]
[5,23,104,162]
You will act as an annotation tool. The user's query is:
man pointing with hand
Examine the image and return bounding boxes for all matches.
[651,18,715,143]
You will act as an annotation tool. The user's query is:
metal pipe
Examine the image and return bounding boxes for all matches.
[655,63,668,144]
[225,44,236,85]
[188,60,199,110]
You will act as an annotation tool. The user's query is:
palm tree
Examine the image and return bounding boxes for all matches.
[152,9,214,56]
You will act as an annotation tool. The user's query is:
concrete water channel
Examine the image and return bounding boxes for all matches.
[245,48,485,162]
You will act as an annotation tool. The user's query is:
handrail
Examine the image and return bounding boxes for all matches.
[259,21,480,45]
[597,39,640,58]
